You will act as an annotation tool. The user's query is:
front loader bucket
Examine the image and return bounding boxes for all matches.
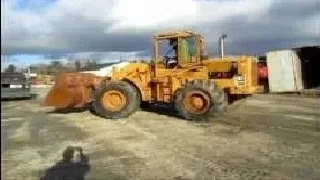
[42,73,103,109]
[42,86,74,108]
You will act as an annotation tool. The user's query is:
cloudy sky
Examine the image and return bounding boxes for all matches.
[1,0,319,68]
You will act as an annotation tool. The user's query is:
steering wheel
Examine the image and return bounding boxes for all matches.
[163,55,178,68]
[164,55,176,62]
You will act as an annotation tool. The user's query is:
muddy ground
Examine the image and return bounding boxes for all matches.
[1,87,320,180]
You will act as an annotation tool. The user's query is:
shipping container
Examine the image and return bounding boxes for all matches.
[266,46,320,92]
[294,46,320,90]
[266,50,302,92]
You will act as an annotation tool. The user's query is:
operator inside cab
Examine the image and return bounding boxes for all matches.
[163,37,196,68]
[164,38,178,68]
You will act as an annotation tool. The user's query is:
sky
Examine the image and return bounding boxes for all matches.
[1,0,320,69]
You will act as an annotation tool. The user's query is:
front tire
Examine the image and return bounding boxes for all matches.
[93,81,140,119]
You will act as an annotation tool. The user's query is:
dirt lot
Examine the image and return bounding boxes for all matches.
[1,87,320,180]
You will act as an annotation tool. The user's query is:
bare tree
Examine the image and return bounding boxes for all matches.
[75,60,81,72]
[50,60,63,68]
[84,59,98,71]
[5,64,16,73]
[46,61,65,75]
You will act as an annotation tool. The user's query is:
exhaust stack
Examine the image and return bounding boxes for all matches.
[219,34,227,59]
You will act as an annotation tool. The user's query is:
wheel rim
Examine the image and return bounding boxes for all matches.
[102,90,127,112]
[183,90,211,114]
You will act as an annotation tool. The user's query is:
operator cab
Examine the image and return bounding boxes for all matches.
[153,30,203,68]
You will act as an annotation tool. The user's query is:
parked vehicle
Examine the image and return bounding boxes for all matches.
[1,72,32,99]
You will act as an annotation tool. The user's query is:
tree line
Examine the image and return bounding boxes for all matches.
[3,59,100,75]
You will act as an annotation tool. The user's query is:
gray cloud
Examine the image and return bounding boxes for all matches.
[269,0,320,18]
[1,0,319,57]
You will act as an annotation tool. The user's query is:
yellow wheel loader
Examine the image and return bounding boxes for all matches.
[43,29,264,120]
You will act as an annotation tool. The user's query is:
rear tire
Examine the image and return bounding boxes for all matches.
[174,79,226,121]
[93,81,140,119]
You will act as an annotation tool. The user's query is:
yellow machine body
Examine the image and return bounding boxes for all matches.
[43,29,264,110]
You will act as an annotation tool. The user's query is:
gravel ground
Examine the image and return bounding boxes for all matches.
[1,87,320,180]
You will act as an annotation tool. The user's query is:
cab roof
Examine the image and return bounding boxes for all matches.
[154,29,201,39]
